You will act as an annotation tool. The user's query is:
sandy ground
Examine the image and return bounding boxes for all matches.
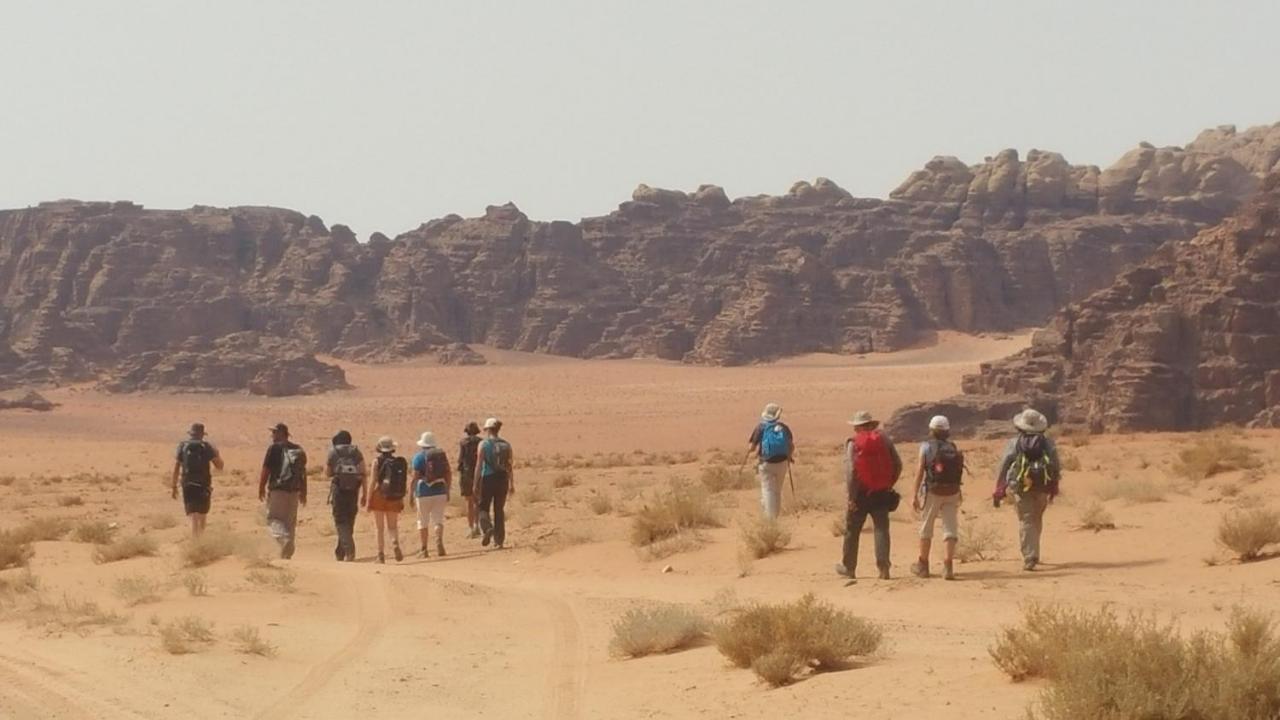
[1,331,1278,720]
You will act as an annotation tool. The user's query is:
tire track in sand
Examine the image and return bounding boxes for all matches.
[252,568,392,720]
[541,592,586,720]
[0,650,151,720]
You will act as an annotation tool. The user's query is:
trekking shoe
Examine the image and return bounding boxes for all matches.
[494,543,504,550]
[377,552,385,564]
[942,561,956,581]
[878,566,891,580]
[418,547,429,559]
[910,560,930,579]
[834,563,852,578]
[393,545,404,562]
[482,528,492,547]
[1023,559,1037,572]
[436,540,446,557]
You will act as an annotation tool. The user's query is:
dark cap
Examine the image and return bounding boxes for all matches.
[189,422,206,437]
[269,422,290,435]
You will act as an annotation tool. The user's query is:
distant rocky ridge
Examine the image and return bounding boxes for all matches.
[897,167,1280,436]
[1,122,1277,395]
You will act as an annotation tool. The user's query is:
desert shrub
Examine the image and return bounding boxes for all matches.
[246,568,297,593]
[630,481,719,547]
[57,495,84,507]
[713,594,882,687]
[160,616,215,654]
[990,603,1124,681]
[1094,477,1166,504]
[1217,507,1280,561]
[638,532,706,561]
[113,575,162,606]
[9,517,72,543]
[955,519,1006,562]
[180,571,209,597]
[751,650,809,687]
[700,464,752,493]
[143,513,179,530]
[92,534,158,564]
[787,475,843,515]
[587,491,613,515]
[230,625,277,657]
[29,595,125,633]
[740,517,790,559]
[182,528,239,567]
[1173,434,1261,481]
[1058,452,1082,472]
[1076,501,1116,531]
[0,532,34,570]
[0,569,39,599]
[72,519,116,544]
[521,483,550,504]
[609,603,708,658]
[552,473,577,489]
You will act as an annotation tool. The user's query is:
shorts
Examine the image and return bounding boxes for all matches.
[919,491,960,541]
[458,473,475,497]
[415,494,447,529]
[182,483,212,515]
[367,487,404,514]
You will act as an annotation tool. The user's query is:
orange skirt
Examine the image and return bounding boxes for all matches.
[366,488,404,514]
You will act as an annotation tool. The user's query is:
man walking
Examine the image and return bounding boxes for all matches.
[258,422,307,559]
[994,409,1061,571]
[910,415,964,580]
[172,422,224,537]
[836,411,902,582]
[325,430,367,562]
[745,403,794,520]
[474,418,514,549]
[457,421,483,539]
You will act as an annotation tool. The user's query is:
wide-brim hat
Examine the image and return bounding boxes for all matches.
[376,436,397,452]
[929,415,950,431]
[269,422,289,435]
[847,410,878,428]
[483,417,501,430]
[189,422,206,438]
[761,403,782,422]
[416,431,437,448]
[1014,409,1049,433]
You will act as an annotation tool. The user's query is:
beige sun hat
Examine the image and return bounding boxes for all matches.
[483,417,502,430]
[1013,409,1049,433]
[847,410,877,428]
[376,436,397,452]
[761,403,782,422]
[416,431,437,448]
[929,415,950,431]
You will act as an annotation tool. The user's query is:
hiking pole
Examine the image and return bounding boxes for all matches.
[787,463,796,500]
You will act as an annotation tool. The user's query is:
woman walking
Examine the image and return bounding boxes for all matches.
[411,431,452,558]
[325,430,367,562]
[368,435,408,563]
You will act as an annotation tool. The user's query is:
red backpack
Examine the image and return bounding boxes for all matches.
[852,430,895,493]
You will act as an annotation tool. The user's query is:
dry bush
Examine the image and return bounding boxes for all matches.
[1094,477,1166,504]
[143,513,179,530]
[230,625,277,657]
[638,532,706,561]
[830,514,847,537]
[1217,507,1280,561]
[92,534,158,564]
[160,616,215,654]
[630,481,719,547]
[72,519,116,544]
[699,464,753,493]
[0,569,39,600]
[552,472,578,489]
[751,650,809,687]
[994,604,1280,720]
[712,594,882,687]
[740,517,791,559]
[57,494,84,507]
[0,532,34,570]
[29,596,125,633]
[180,571,209,597]
[587,491,614,515]
[609,603,708,658]
[520,483,551,504]
[9,517,72,543]
[1076,501,1116,531]
[246,568,297,593]
[182,528,240,567]
[1173,434,1261,481]
[956,519,1006,562]
[1058,451,1082,472]
[113,575,162,606]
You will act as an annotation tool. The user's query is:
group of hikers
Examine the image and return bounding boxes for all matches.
[171,418,514,563]
[747,403,1060,581]
[170,402,1060,579]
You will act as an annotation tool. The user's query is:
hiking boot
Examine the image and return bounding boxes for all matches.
[834,563,853,578]
[418,547,429,559]
[1023,559,1037,572]
[377,552,385,564]
[482,528,492,547]
[878,566,891,580]
[942,561,956,581]
[393,544,404,562]
[436,539,446,557]
[910,560,930,579]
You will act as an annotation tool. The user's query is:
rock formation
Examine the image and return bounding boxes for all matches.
[940,170,1280,433]
[1,122,1277,395]
[0,389,55,412]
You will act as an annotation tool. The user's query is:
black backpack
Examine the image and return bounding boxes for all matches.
[378,454,409,500]
[1013,433,1051,493]
[423,449,449,482]
[927,439,965,487]
[459,436,481,475]
[180,441,213,486]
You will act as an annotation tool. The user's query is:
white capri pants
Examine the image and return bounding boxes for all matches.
[416,495,448,530]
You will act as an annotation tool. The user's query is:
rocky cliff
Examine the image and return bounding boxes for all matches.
[1,122,1277,394]
[936,169,1280,434]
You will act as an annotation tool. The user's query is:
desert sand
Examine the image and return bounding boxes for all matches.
[1,332,1277,720]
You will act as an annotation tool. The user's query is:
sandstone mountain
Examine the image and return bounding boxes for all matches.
[1,122,1277,395]
[898,168,1280,436]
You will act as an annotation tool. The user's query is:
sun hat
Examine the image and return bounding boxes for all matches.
[1013,409,1049,434]
[189,422,206,438]
[847,410,877,428]
[269,422,289,436]
[376,435,397,452]
[416,431,437,448]
[761,403,782,421]
[483,417,501,430]
[929,415,950,431]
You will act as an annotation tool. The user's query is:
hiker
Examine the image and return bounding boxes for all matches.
[993,409,1061,571]
[910,415,964,580]
[368,435,408,563]
[836,411,902,582]
[172,422,224,537]
[458,421,482,539]
[257,422,307,559]
[745,403,794,520]
[474,418,514,549]
[325,430,367,562]
[411,431,452,558]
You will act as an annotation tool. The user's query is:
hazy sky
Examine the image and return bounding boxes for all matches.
[3,1,1278,238]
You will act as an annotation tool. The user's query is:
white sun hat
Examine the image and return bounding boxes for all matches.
[483,417,501,430]
[929,415,950,431]
[416,431,437,448]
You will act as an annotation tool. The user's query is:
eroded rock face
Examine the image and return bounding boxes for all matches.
[957,172,1280,433]
[1,123,1277,394]
[0,389,56,412]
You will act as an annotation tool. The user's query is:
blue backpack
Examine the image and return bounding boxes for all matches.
[759,421,789,461]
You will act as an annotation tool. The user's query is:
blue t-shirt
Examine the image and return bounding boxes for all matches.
[412,450,449,497]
